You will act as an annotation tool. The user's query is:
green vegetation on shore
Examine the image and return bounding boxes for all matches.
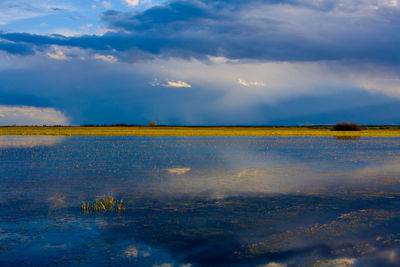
[1,126,400,137]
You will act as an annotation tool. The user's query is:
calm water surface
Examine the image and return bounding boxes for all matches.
[1,136,400,266]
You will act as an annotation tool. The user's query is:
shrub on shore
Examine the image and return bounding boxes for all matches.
[333,122,362,131]
[149,121,157,127]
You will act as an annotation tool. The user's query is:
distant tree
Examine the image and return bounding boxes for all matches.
[333,122,362,131]
[149,121,157,127]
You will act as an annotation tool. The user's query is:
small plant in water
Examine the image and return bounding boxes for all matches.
[82,197,125,215]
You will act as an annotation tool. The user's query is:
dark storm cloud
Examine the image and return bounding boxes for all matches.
[0,91,51,107]
[0,40,34,55]
[1,0,400,63]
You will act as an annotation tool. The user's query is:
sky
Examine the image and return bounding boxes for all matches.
[1,0,400,125]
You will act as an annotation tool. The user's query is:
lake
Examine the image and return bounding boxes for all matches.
[1,136,400,266]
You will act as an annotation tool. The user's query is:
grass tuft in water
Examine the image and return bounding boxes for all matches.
[81,197,125,215]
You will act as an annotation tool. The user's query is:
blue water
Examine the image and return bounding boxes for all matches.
[1,136,400,266]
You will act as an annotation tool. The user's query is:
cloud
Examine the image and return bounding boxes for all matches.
[165,80,192,88]
[238,78,265,87]
[166,167,191,175]
[45,45,88,61]
[2,53,400,126]
[47,46,69,60]
[352,74,400,98]
[123,0,140,7]
[0,39,34,55]
[316,258,356,267]
[14,54,400,122]
[151,78,192,88]
[1,0,400,64]
[102,1,112,9]
[0,105,68,125]
[93,54,118,63]
[237,78,249,87]
[0,1,74,25]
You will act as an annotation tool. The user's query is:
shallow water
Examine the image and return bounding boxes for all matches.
[1,136,400,266]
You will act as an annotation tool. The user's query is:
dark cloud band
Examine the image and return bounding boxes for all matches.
[0,0,400,64]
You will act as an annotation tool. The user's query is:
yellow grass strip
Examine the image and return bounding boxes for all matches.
[1,126,400,137]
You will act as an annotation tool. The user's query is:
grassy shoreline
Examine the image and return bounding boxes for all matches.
[1,126,400,137]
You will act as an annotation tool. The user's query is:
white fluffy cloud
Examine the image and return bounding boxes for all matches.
[165,80,192,88]
[102,1,112,9]
[93,54,118,63]
[151,78,192,88]
[0,105,68,126]
[237,78,265,87]
[47,46,69,60]
[123,0,139,7]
